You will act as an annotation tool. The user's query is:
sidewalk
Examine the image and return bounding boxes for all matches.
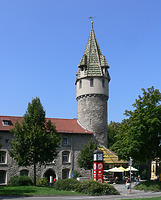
[112,182,161,199]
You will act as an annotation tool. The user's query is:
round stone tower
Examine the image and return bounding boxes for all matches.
[75,22,110,147]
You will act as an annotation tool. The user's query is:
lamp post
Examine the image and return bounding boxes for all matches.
[93,149,103,183]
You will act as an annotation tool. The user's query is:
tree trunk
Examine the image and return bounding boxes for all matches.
[34,163,37,186]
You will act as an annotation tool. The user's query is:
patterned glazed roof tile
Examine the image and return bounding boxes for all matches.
[76,27,110,80]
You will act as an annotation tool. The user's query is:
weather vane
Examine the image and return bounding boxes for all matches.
[88,16,95,28]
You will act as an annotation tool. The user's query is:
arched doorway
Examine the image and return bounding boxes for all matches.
[44,169,56,182]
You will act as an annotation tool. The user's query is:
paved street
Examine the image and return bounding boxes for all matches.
[0,183,161,200]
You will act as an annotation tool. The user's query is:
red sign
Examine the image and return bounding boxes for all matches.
[93,161,103,183]
[97,162,103,183]
[93,162,97,180]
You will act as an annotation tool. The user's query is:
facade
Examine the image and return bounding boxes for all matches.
[0,117,93,184]
[0,23,111,185]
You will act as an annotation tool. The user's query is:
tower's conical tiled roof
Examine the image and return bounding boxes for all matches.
[76,24,110,80]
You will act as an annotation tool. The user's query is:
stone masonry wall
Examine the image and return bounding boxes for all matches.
[77,94,108,147]
[0,131,92,184]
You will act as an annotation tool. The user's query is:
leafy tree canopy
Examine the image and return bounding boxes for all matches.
[77,139,97,170]
[112,87,161,179]
[10,97,61,185]
[107,121,120,148]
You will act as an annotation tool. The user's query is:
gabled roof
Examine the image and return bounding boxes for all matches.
[0,116,93,134]
[76,26,110,80]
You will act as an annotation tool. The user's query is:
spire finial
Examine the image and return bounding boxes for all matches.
[88,16,95,29]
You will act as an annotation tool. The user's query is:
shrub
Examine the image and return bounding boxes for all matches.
[134,180,161,191]
[71,170,82,179]
[8,175,33,186]
[102,182,120,195]
[54,178,80,191]
[76,179,119,195]
[38,177,48,186]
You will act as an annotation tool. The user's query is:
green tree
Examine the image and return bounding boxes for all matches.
[10,97,61,185]
[112,87,161,179]
[77,139,97,171]
[107,121,120,148]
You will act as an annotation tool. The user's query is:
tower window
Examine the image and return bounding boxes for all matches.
[90,78,94,87]
[79,80,82,89]
[102,79,105,88]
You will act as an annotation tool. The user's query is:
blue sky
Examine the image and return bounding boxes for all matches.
[0,0,161,123]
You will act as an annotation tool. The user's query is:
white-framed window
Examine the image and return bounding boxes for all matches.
[62,151,70,163]
[62,137,68,146]
[20,169,29,176]
[62,169,69,179]
[0,170,6,184]
[0,151,6,164]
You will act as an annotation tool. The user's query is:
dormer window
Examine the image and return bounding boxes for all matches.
[2,120,11,126]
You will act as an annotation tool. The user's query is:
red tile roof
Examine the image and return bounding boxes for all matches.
[0,116,93,134]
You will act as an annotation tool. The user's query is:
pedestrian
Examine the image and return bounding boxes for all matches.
[136,174,140,184]
[125,177,131,194]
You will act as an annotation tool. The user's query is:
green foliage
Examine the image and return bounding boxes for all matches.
[38,177,48,186]
[71,170,82,179]
[134,180,161,191]
[107,121,120,148]
[8,176,33,186]
[112,87,161,179]
[76,179,119,195]
[10,97,61,185]
[77,139,97,170]
[141,169,148,180]
[54,179,79,191]
[0,186,81,195]
[54,179,119,196]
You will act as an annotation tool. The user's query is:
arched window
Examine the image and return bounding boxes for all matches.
[0,170,6,184]
[0,151,6,164]
[20,169,29,176]
[62,151,70,163]
[62,169,69,179]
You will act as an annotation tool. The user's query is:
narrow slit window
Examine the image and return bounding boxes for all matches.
[79,80,82,89]
[102,79,105,88]
[90,78,94,87]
